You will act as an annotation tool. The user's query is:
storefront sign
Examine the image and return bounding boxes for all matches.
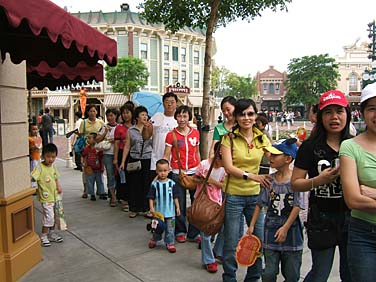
[166,83,190,94]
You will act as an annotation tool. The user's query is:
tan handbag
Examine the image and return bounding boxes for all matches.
[172,131,201,190]
[187,139,230,235]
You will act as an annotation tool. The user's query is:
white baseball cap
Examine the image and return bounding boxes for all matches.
[361,82,376,104]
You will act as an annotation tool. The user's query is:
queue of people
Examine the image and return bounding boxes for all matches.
[29,83,376,281]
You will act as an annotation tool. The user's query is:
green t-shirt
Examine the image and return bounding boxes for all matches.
[221,127,271,196]
[31,162,60,203]
[213,123,230,141]
[339,139,376,224]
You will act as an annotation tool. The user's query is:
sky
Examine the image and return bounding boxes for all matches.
[52,0,376,77]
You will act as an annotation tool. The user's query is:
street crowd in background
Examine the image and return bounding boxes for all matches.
[28,82,376,282]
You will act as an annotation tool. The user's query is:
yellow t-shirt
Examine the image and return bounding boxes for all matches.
[79,118,104,135]
[31,163,60,203]
[221,127,271,196]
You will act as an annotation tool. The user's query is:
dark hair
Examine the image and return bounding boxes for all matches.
[174,105,192,120]
[88,132,97,139]
[75,111,82,119]
[45,108,50,113]
[233,99,258,118]
[87,104,97,111]
[42,143,58,156]
[134,106,148,121]
[29,123,37,132]
[220,96,237,110]
[163,92,178,103]
[105,108,118,116]
[156,159,169,166]
[213,142,222,160]
[256,115,268,126]
[124,101,135,111]
[310,105,352,143]
[120,103,134,115]
[39,109,44,115]
[311,104,318,114]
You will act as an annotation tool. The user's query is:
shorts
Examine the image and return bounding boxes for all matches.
[41,202,55,227]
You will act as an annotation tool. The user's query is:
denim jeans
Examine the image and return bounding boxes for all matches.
[41,129,54,147]
[170,173,200,239]
[86,171,105,196]
[102,154,116,189]
[214,219,245,258]
[262,249,302,282]
[348,217,376,282]
[304,211,351,282]
[153,217,175,245]
[222,194,264,282]
[201,231,215,265]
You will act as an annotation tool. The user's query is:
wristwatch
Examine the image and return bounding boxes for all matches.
[243,171,249,180]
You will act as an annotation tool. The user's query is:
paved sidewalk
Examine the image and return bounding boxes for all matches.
[21,157,340,282]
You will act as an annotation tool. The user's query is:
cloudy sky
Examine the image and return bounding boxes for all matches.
[52,0,376,76]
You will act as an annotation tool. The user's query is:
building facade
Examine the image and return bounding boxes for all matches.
[335,39,372,109]
[31,4,216,128]
[254,66,287,112]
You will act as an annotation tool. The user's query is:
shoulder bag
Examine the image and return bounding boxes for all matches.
[187,135,231,235]
[126,137,144,173]
[172,131,200,190]
[74,120,86,153]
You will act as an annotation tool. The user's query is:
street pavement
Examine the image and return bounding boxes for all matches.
[20,127,341,282]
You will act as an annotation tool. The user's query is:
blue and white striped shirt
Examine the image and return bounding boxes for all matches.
[147,179,179,218]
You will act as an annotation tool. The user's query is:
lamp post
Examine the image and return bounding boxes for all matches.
[362,21,376,89]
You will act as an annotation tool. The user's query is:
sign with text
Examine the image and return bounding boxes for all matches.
[166,83,190,95]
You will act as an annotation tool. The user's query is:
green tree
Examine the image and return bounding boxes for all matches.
[140,0,291,158]
[285,54,340,108]
[105,56,149,97]
[226,74,257,98]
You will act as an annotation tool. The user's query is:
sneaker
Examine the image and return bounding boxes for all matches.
[99,194,107,200]
[148,239,156,249]
[81,193,88,199]
[49,233,63,243]
[90,195,96,201]
[206,262,218,273]
[41,235,51,247]
[166,244,176,253]
[176,235,186,243]
[187,235,201,244]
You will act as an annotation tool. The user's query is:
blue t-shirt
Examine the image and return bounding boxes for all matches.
[257,173,305,251]
[147,179,179,218]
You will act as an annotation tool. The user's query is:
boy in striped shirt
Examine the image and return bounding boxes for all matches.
[147,159,181,253]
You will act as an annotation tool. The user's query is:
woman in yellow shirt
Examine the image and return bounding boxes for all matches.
[221,98,272,282]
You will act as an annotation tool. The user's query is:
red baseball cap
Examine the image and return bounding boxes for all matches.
[319,90,348,110]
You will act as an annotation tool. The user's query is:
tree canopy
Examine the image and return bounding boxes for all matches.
[285,54,340,106]
[140,0,291,158]
[105,56,149,96]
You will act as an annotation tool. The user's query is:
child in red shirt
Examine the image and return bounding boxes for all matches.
[81,133,105,201]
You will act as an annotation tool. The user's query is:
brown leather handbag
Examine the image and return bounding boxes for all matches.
[172,131,201,190]
[187,140,230,235]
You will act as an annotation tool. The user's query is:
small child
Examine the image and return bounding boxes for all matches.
[29,123,42,188]
[147,159,181,253]
[247,138,304,282]
[81,133,105,201]
[31,143,64,247]
[194,141,226,273]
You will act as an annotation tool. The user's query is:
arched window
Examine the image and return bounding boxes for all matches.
[349,73,358,92]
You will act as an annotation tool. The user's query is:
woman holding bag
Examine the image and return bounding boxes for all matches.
[291,90,352,282]
[221,98,272,282]
[163,105,201,244]
[119,106,152,218]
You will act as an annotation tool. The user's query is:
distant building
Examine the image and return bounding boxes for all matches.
[254,66,287,112]
[31,3,217,128]
[335,39,372,109]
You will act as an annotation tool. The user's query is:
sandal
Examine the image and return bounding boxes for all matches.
[121,202,129,212]
[144,211,153,219]
[129,212,138,218]
[110,201,117,207]
[82,193,88,199]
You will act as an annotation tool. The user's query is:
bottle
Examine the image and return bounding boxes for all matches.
[119,168,126,184]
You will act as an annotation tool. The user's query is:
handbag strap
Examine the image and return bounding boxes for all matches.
[172,130,183,173]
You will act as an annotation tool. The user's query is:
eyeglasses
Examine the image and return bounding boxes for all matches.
[239,111,256,118]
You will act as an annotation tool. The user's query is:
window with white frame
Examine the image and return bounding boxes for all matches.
[140,43,148,59]
[164,69,170,86]
[269,83,275,94]
[263,83,268,94]
[172,70,178,84]
[181,47,186,63]
[349,73,358,92]
[172,46,179,62]
[194,50,199,65]
[164,45,169,61]
[181,70,186,86]
[275,83,280,94]
[194,72,200,88]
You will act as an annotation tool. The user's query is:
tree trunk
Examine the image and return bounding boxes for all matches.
[200,0,220,160]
